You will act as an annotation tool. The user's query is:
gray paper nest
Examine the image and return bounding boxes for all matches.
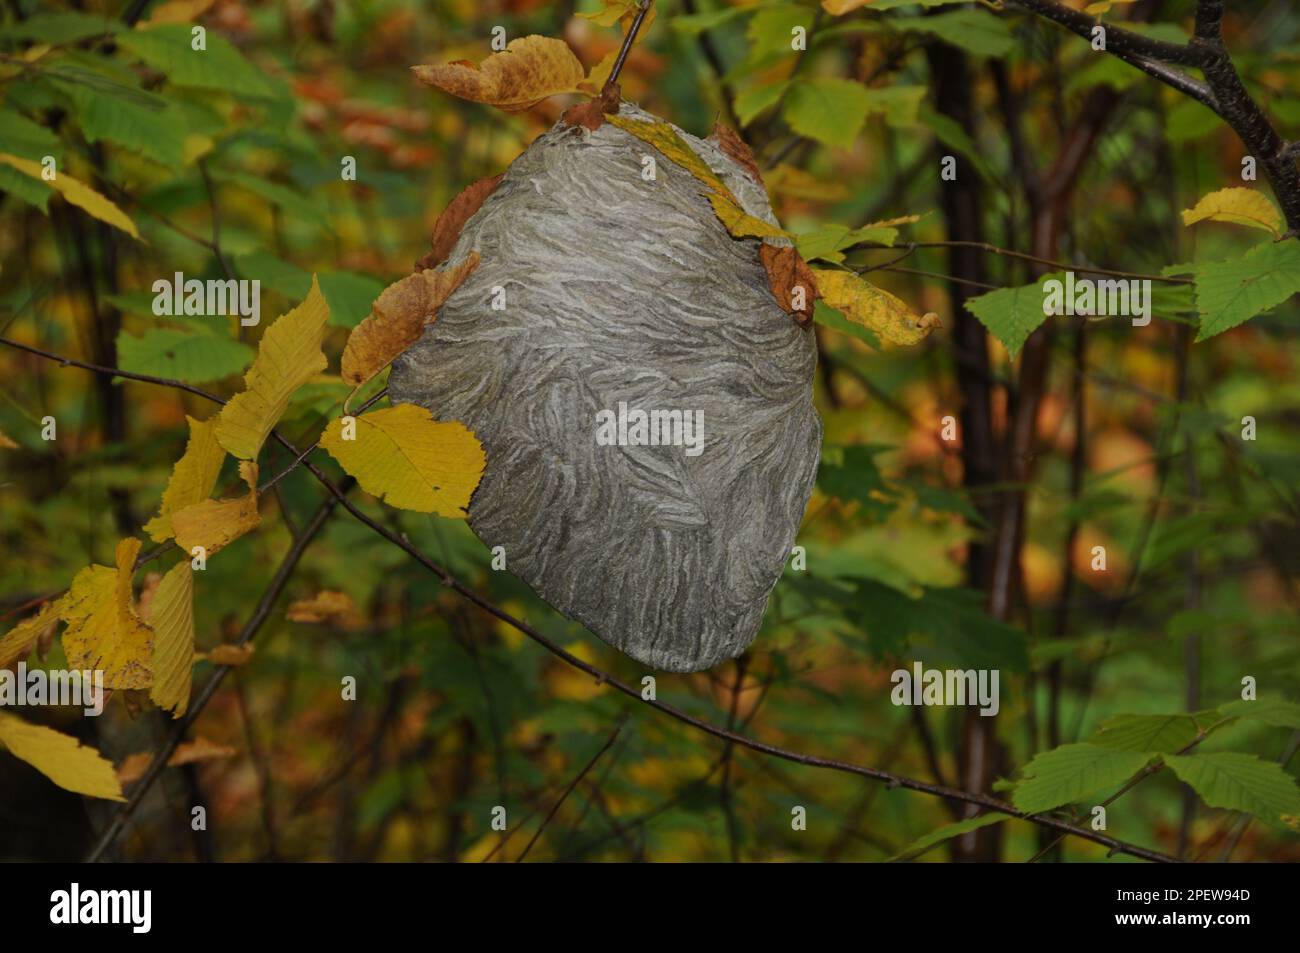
[388,102,822,672]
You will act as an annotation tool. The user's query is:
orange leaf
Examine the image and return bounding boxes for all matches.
[412,35,586,113]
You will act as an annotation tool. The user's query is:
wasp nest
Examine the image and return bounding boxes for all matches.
[388,102,822,672]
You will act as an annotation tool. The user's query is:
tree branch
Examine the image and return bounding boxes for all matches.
[1,336,1176,863]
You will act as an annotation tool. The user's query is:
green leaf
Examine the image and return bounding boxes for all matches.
[746,5,810,60]
[318,272,388,329]
[782,78,871,149]
[1193,240,1300,341]
[1163,753,1300,828]
[890,11,1014,58]
[1217,699,1300,730]
[864,86,927,127]
[963,273,1063,358]
[116,328,254,383]
[0,12,119,44]
[1090,713,1202,753]
[734,80,790,127]
[52,80,183,168]
[817,444,895,518]
[889,813,1009,861]
[217,171,327,226]
[1012,744,1154,814]
[115,24,276,100]
[852,579,1029,671]
[0,163,50,211]
[0,107,61,162]
[670,4,761,36]
[917,106,994,182]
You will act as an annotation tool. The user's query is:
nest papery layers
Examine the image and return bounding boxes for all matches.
[388,103,822,672]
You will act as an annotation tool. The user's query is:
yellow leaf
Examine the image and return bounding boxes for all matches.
[0,153,140,240]
[578,50,619,96]
[215,276,330,460]
[146,562,195,718]
[579,0,656,33]
[813,267,942,346]
[141,0,218,26]
[0,427,18,448]
[412,35,586,113]
[319,404,485,516]
[171,461,260,557]
[0,599,62,670]
[706,192,790,240]
[59,538,152,690]
[287,590,360,625]
[144,415,227,542]
[0,712,124,801]
[342,253,480,389]
[1181,187,1283,237]
[607,114,791,240]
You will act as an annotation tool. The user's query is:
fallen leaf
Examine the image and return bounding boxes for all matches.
[561,81,622,132]
[1181,187,1283,237]
[144,415,226,542]
[203,643,255,667]
[760,244,820,325]
[412,35,586,113]
[417,177,503,271]
[287,590,360,625]
[146,562,195,718]
[0,712,124,801]
[58,538,152,690]
[342,253,481,389]
[708,123,764,186]
[171,461,260,557]
[215,277,330,460]
[813,267,942,346]
[0,152,140,240]
[319,403,486,516]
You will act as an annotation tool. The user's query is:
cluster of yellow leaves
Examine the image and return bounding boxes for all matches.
[606,114,790,241]
[1182,187,1283,238]
[0,152,139,239]
[814,267,942,346]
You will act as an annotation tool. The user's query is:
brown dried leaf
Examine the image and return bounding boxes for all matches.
[116,736,236,787]
[341,253,481,388]
[416,175,503,271]
[561,81,621,132]
[203,643,255,667]
[709,123,764,187]
[412,35,586,113]
[760,244,820,326]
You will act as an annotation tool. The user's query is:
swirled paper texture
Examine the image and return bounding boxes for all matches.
[389,103,822,672]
